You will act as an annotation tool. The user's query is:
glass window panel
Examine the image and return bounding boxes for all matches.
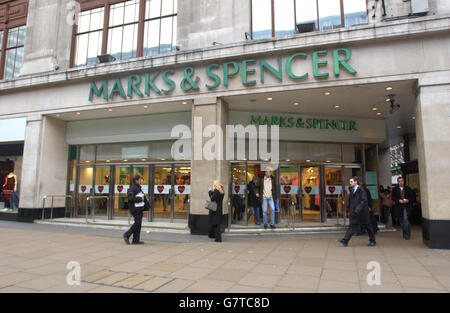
[108,27,124,60]
[14,47,24,77]
[110,2,125,27]
[90,8,104,31]
[121,24,138,59]
[144,19,160,56]
[274,0,295,37]
[318,0,342,31]
[343,0,367,27]
[78,10,91,33]
[172,16,177,51]
[75,33,89,66]
[17,26,26,46]
[161,0,174,16]
[7,28,18,48]
[0,31,3,52]
[160,17,173,54]
[4,49,16,79]
[124,0,140,24]
[87,30,102,65]
[252,0,272,39]
[296,0,318,32]
[147,0,162,19]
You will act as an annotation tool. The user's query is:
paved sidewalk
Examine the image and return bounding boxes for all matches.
[0,222,449,293]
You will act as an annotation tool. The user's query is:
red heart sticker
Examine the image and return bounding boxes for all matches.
[98,186,104,193]
[234,185,240,194]
[178,186,185,194]
[284,186,291,194]
[117,185,123,193]
[305,186,312,194]
[328,186,335,194]
[157,185,164,193]
[81,186,86,192]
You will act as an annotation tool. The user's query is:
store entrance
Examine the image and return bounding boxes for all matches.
[229,162,362,228]
[74,163,190,223]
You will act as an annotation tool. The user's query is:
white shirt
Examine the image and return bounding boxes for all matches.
[135,191,145,207]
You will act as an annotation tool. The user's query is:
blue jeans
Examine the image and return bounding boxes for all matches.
[247,206,260,224]
[262,198,275,226]
[11,192,19,211]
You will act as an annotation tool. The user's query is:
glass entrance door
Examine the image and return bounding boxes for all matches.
[300,166,321,222]
[77,166,93,217]
[230,163,247,226]
[132,165,150,220]
[113,166,131,218]
[324,166,344,224]
[94,166,111,218]
[153,165,173,219]
[174,165,191,220]
[279,165,300,226]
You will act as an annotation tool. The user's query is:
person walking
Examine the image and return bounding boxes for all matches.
[339,176,376,247]
[392,176,414,240]
[208,180,225,242]
[259,168,278,229]
[247,176,261,225]
[123,175,149,245]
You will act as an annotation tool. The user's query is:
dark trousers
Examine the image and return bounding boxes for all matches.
[344,223,376,244]
[369,210,379,232]
[124,210,143,243]
[381,205,389,224]
[209,224,222,242]
[400,207,411,239]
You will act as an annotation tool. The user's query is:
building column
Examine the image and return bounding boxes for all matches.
[19,115,68,222]
[189,97,229,235]
[416,82,450,249]
[20,0,73,75]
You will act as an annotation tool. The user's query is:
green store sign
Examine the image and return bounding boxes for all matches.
[251,115,358,131]
[89,48,357,101]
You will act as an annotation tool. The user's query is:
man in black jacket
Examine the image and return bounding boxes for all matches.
[123,175,149,245]
[339,177,376,247]
[391,176,414,240]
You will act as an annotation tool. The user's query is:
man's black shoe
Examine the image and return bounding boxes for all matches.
[132,241,144,245]
[368,242,376,247]
[264,224,268,229]
[270,224,276,229]
[123,234,130,245]
[338,239,348,247]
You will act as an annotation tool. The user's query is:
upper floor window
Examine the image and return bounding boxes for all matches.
[0,0,28,80]
[71,0,177,68]
[251,0,367,39]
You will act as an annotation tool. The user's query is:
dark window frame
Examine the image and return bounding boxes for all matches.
[70,0,178,68]
[250,0,368,40]
[0,0,29,80]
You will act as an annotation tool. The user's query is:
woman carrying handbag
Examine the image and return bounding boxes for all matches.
[208,180,224,242]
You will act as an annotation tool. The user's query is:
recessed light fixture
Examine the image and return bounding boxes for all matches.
[161,158,166,161]
[306,160,311,162]
[397,125,402,129]
[267,97,273,101]
[412,116,416,120]
[385,98,391,102]
[286,159,290,162]
[293,102,300,106]
[182,101,188,105]
[144,105,149,109]
[106,160,110,163]
[324,92,331,96]
[141,159,147,161]
[386,87,393,91]
[76,112,81,115]
[377,112,382,116]
[372,107,377,111]
[56,114,61,117]
[335,105,340,109]
[326,160,331,163]
[108,108,113,112]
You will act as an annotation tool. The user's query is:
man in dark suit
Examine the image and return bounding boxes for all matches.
[339,176,376,247]
[391,176,415,240]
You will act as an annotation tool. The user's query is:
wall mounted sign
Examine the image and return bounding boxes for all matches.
[250,115,358,131]
[88,48,357,101]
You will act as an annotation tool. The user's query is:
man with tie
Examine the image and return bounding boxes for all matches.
[339,176,376,247]
[392,176,415,240]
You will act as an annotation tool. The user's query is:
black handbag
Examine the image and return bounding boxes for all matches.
[205,200,217,212]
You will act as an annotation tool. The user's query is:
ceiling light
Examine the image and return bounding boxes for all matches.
[144,105,149,109]
[123,159,128,162]
[108,108,113,112]
[386,87,393,91]
[372,107,377,111]
[377,112,382,116]
[412,116,416,120]
[161,158,166,161]
[286,159,290,162]
[324,92,331,96]
[182,101,188,105]
[76,112,81,115]
[385,98,391,102]
[326,160,331,163]
[267,97,273,101]
[141,159,147,161]
[106,160,110,163]
[335,105,340,109]
[293,102,300,106]
[397,125,402,129]
[306,160,311,162]
[56,114,61,117]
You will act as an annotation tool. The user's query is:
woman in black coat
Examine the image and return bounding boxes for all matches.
[208,180,224,242]
[123,175,149,245]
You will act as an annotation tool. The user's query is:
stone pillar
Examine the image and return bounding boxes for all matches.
[20,0,73,75]
[189,97,229,235]
[416,82,450,249]
[19,116,69,222]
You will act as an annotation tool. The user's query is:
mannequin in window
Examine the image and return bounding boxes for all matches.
[3,173,18,211]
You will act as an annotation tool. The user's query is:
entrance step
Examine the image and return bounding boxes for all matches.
[34,217,190,234]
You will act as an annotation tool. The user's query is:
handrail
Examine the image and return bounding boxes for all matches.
[86,196,109,223]
[42,195,74,220]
